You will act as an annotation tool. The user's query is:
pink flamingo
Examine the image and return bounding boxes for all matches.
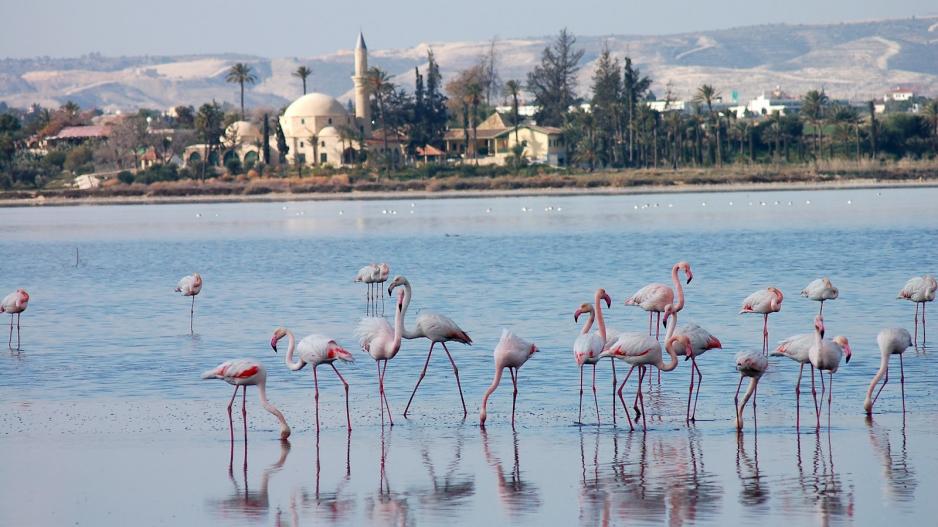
[572,288,612,425]
[801,277,838,315]
[897,274,936,345]
[600,305,680,431]
[733,350,767,431]
[201,359,291,440]
[808,315,852,429]
[771,333,816,429]
[739,287,783,354]
[377,263,390,315]
[354,263,380,316]
[624,261,693,340]
[356,289,405,426]
[479,329,539,427]
[387,276,473,417]
[271,327,354,432]
[175,272,203,334]
[672,323,722,422]
[1,288,29,351]
[864,327,913,415]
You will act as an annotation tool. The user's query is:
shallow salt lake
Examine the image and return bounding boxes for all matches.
[0,187,936,526]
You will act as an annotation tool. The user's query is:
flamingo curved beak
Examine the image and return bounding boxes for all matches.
[574,309,583,322]
[602,292,612,308]
[270,337,279,352]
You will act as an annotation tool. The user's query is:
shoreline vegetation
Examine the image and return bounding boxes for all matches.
[2,160,936,207]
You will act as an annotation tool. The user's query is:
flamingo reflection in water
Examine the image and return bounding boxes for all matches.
[210,439,291,523]
[866,415,917,503]
[366,427,411,526]
[417,428,475,512]
[792,431,855,525]
[735,432,768,510]
[277,431,354,526]
[578,428,611,527]
[480,428,542,518]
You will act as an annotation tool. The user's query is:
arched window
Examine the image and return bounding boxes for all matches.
[300,141,304,148]
[328,118,333,124]
[320,141,325,147]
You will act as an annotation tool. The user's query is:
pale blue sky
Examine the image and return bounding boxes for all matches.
[1,0,936,58]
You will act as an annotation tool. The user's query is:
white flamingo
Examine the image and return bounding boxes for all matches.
[201,359,291,440]
[355,289,405,426]
[572,288,612,424]
[271,327,354,432]
[864,328,913,415]
[672,323,722,422]
[624,261,693,339]
[801,277,838,315]
[898,274,936,345]
[1,288,29,351]
[739,287,783,354]
[387,275,473,418]
[479,329,539,427]
[354,263,381,316]
[175,272,202,334]
[733,351,768,432]
[772,329,848,429]
[808,314,852,429]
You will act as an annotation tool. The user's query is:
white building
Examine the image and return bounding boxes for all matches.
[734,92,802,118]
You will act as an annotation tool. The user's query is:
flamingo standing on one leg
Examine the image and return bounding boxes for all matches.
[356,289,405,426]
[479,329,539,427]
[801,277,838,315]
[864,328,913,415]
[739,287,783,355]
[733,350,768,432]
[1,288,29,351]
[898,274,936,345]
[673,323,722,422]
[270,327,355,432]
[201,359,291,440]
[387,276,473,418]
[355,264,380,316]
[175,272,202,335]
[572,288,612,424]
[600,306,679,431]
[808,315,852,429]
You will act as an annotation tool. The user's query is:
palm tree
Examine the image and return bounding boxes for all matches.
[801,90,829,164]
[503,80,522,145]
[465,83,482,161]
[366,67,393,174]
[226,63,258,120]
[693,84,722,166]
[293,66,312,95]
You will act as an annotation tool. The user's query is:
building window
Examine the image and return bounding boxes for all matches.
[300,118,305,124]
[320,153,327,163]
[296,153,306,164]
[300,141,304,148]
[321,141,326,147]
[328,118,333,124]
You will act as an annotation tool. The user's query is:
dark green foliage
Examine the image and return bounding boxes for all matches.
[117,170,134,184]
[527,28,584,127]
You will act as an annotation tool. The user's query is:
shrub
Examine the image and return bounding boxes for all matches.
[117,170,134,184]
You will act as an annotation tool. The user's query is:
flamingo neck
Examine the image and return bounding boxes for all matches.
[392,298,404,352]
[479,366,504,424]
[594,291,607,342]
[659,311,679,371]
[284,329,303,371]
[671,264,685,312]
[580,309,595,335]
[396,280,421,340]
[256,380,291,439]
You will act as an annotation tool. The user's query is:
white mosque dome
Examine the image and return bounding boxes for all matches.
[225,120,262,141]
[283,93,347,119]
[317,126,340,137]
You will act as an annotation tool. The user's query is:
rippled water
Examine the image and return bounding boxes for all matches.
[1,187,936,526]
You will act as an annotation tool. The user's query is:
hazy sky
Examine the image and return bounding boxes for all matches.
[2,0,936,59]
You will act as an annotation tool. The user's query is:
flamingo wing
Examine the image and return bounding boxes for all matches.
[496,329,536,366]
[675,323,722,357]
[625,283,673,310]
[201,359,263,382]
[735,351,768,376]
[740,289,775,313]
[772,333,813,362]
[604,332,659,362]
[574,331,604,364]
[355,317,392,351]
[415,312,472,344]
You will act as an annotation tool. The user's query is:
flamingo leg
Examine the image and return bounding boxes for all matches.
[923,302,927,344]
[404,342,435,417]
[819,300,824,316]
[441,343,468,417]
[914,303,919,345]
[242,386,248,471]
[381,360,394,426]
[190,295,195,335]
[227,385,239,443]
[762,314,769,355]
[591,363,600,425]
[509,367,518,427]
[330,362,351,431]
[899,353,906,414]
[7,314,12,350]
[686,354,695,422]
[827,372,833,429]
[753,380,759,431]
[578,364,584,424]
[16,313,22,350]
[616,367,635,431]
[817,371,826,429]
[811,366,819,419]
[795,363,804,430]
[872,362,889,407]
[734,375,745,430]
[691,358,703,421]
[611,358,617,425]
[376,360,385,424]
[313,365,321,433]
[637,368,647,431]
[633,366,643,416]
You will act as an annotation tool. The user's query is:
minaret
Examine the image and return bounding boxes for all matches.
[352,31,371,133]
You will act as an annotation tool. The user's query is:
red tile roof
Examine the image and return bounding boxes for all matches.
[54,125,111,139]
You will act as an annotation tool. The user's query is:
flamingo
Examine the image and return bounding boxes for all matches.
[354,264,380,316]
[600,305,680,431]
[672,323,722,422]
[771,333,815,429]
[1,288,29,351]
[201,359,291,440]
[270,327,354,432]
[801,277,838,315]
[897,274,936,345]
[864,328,913,415]
[733,350,768,432]
[356,288,405,426]
[387,275,473,418]
[808,315,852,429]
[624,261,693,340]
[739,287,783,354]
[175,272,202,334]
[479,329,539,427]
[377,263,390,315]
[572,288,612,424]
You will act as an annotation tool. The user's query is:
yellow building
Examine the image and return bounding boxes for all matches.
[444,113,566,166]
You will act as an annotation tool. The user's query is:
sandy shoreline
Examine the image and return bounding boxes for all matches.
[1,177,937,207]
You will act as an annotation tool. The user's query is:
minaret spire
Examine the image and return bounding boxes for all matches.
[352,31,371,132]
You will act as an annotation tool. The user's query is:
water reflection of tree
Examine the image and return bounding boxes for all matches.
[866,415,917,503]
[210,439,291,522]
[480,427,542,517]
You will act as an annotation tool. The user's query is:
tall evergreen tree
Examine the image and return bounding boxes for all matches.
[425,50,449,148]
[590,44,623,167]
[622,57,651,165]
[527,28,584,127]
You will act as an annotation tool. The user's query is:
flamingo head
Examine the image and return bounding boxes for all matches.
[769,287,784,303]
[678,261,693,284]
[529,344,539,356]
[597,288,611,308]
[192,273,202,285]
[574,303,593,322]
[387,275,407,296]
[270,327,288,352]
[662,304,675,328]
[814,315,825,339]
[396,289,405,310]
[17,289,29,303]
[834,336,851,363]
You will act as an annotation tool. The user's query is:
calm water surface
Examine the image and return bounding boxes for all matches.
[0,187,936,526]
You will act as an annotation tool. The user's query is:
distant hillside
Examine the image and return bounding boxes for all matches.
[1,16,937,112]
